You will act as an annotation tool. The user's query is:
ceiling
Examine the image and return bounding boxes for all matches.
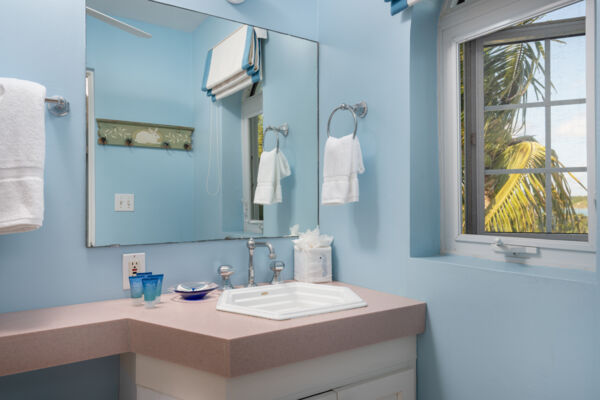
[86,0,208,32]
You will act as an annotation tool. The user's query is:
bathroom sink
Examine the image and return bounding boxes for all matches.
[216,282,367,320]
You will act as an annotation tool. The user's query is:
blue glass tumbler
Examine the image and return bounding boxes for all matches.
[142,277,159,308]
[150,274,164,303]
[129,275,144,306]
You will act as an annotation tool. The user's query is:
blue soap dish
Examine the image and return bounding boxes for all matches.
[172,282,218,300]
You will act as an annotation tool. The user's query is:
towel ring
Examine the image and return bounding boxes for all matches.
[327,101,368,138]
[264,123,289,151]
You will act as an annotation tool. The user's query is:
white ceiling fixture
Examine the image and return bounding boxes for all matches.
[86,6,152,38]
[227,0,246,4]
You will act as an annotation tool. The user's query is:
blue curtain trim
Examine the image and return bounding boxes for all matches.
[241,25,255,71]
[201,48,213,92]
[390,0,409,15]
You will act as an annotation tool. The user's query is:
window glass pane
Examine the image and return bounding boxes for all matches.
[551,171,588,233]
[484,107,546,170]
[551,103,586,168]
[485,173,547,233]
[484,41,546,105]
[551,35,586,101]
[537,1,585,23]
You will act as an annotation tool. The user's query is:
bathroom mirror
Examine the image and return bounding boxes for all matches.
[85,0,318,247]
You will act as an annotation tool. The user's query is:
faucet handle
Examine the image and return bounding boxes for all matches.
[269,261,285,285]
[217,265,235,290]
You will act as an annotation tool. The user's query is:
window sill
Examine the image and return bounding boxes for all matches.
[410,253,597,284]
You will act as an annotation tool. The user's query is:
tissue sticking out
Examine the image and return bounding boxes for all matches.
[291,225,334,250]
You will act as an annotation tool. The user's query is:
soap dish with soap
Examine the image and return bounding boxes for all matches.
[169,282,218,300]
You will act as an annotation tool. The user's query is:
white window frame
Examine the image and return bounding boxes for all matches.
[241,92,264,234]
[438,0,596,270]
[86,69,96,247]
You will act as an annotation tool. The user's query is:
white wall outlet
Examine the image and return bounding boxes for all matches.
[115,193,134,212]
[122,252,146,290]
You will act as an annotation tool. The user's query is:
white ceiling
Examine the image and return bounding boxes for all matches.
[86,0,208,32]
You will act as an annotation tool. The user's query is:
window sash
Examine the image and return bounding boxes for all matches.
[463,19,589,238]
[438,0,596,270]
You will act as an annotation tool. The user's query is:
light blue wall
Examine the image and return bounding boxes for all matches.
[220,92,244,234]
[191,16,243,240]
[0,0,304,397]
[87,16,196,245]
[2,1,599,399]
[0,0,297,316]
[318,1,600,400]
[262,31,319,235]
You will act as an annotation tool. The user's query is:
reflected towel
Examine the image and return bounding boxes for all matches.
[254,149,291,205]
[321,134,365,205]
[0,78,46,234]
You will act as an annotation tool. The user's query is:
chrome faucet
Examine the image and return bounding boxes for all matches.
[246,238,276,287]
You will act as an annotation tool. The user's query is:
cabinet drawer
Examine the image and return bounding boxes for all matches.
[335,368,415,400]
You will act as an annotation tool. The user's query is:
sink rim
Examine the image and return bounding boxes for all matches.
[216,281,368,320]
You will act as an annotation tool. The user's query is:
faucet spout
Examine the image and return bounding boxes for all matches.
[246,238,276,287]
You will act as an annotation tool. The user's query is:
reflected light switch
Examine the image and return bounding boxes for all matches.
[115,193,134,212]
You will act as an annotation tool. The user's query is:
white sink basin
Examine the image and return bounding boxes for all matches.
[216,282,367,320]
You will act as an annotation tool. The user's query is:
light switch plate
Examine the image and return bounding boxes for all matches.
[115,193,134,212]
[122,253,146,290]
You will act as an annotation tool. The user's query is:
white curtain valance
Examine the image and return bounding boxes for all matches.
[202,25,263,101]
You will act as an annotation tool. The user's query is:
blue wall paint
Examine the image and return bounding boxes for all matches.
[2,1,600,400]
[0,0,294,311]
[262,31,319,235]
[191,16,242,240]
[87,16,196,245]
[0,356,119,400]
[318,1,600,400]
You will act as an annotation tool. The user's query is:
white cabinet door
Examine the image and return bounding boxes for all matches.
[301,391,337,400]
[335,368,415,400]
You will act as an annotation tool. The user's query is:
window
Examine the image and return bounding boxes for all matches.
[241,88,264,234]
[439,0,595,270]
[248,113,264,222]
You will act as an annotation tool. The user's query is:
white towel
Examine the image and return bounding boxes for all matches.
[0,78,46,234]
[321,134,365,205]
[254,149,291,205]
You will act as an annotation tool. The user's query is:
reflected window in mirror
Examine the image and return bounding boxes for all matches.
[242,85,265,234]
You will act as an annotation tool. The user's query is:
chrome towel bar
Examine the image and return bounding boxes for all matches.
[327,101,368,138]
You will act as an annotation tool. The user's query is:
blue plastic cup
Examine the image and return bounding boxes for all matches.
[129,275,144,306]
[142,277,159,308]
[150,274,164,302]
[136,272,152,277]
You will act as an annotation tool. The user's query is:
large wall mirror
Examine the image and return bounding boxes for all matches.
[85,0,319,247]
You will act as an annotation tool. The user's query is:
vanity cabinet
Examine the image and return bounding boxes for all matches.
[124,336,417,400]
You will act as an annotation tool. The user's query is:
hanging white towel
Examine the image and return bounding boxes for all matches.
[254,149,291,205]
[0,78,46,234]
[321,134,365,205]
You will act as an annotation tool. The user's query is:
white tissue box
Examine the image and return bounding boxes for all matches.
[294,246,332,283]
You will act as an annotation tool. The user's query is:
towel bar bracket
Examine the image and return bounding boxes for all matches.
[264,123,289,151]
[45,96,70,117]
[327,100,368,138]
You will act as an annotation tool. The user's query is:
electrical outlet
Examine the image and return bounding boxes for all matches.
[122,253,146,290]
[115,193,134,212]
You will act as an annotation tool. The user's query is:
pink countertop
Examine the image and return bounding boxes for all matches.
[0,282,426,378]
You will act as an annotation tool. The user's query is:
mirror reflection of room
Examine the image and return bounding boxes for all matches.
[85,0,318,247]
